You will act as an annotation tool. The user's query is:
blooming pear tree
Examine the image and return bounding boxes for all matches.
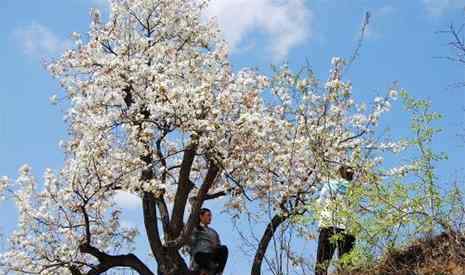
[231,59,404,275]
[1,0,271,274]
[0,1,415,275]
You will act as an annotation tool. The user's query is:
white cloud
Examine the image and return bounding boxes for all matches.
[114,191,141,209]
[13,23,71,58]
[14,1,312,60]
[423,0,464,16]
[204,0,312,60]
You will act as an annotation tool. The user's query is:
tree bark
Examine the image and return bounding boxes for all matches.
[170,143,197,237]
[250,214,287,275]
[142,191,166,267]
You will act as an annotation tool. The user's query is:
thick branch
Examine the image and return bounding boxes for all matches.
[190,188,230,203]
[79,199,153,274]
[142,191,166,266]
[156,194,170,234]
[168,162,219,248]
[251,215,287,275]
[79,243,153,275]
[169,143,197,237]
[204,190,227,201]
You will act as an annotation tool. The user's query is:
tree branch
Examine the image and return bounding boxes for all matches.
[79,243,154,275]
[251,215,287,275]
[167,161,219,248]
[142,191,166,268]
[79,200,154,275]
[169,143,197,237]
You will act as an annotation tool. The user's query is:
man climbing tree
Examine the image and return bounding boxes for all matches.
[190,208,228,275]
[315,165,356,275]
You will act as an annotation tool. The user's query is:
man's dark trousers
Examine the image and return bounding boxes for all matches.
[194,245,228,274]
[315,227,355,275]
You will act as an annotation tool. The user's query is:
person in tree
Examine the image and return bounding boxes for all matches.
[315,165,356,275]
[190,208,228,275]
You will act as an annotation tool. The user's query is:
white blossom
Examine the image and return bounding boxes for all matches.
[389,89,398,99]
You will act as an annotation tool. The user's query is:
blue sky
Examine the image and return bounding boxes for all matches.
[0,0,464,274]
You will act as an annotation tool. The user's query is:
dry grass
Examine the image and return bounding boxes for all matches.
[340,232,465,275]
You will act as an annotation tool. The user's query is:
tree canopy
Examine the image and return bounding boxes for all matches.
[0,1,462,275]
